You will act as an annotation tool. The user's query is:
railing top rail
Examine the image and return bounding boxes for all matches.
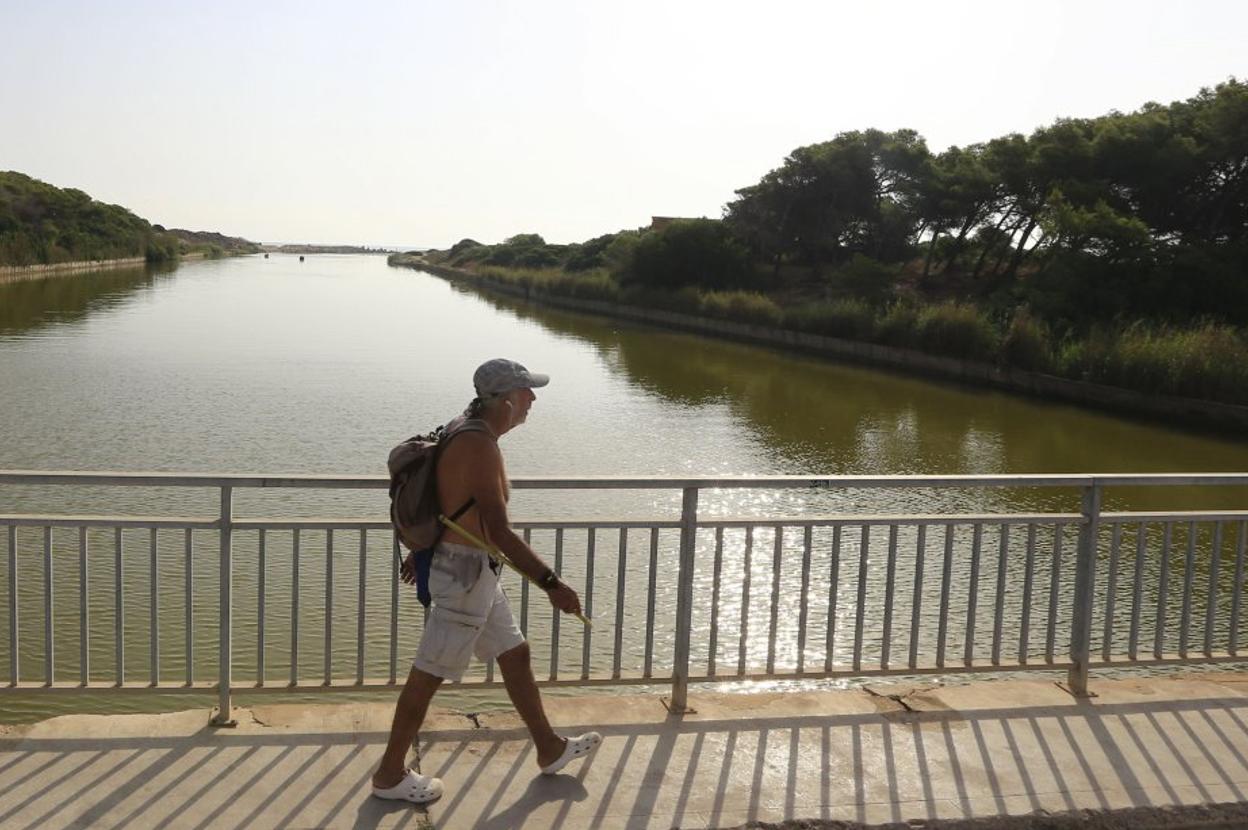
[0,471,389,488]
[0,470,1246,489]
[5,509,1248,530]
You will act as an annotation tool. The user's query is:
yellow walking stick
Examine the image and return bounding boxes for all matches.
[439,514,593,628]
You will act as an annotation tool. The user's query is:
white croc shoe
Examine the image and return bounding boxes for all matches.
[372,769,444,804]
[540,732,603,775]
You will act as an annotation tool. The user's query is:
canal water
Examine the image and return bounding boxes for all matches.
[1,254,1245,721]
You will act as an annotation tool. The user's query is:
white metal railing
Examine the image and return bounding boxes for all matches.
[1,471,1246,725]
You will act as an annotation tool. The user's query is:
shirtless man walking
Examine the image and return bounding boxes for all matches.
[372,358,602,804]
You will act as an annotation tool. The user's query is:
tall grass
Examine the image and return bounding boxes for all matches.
[477,264,559,288]
[477,265,620,302]
[1059,321,1248,403]
[698,290,784,326]
[549,270,619,302]
[1001,307,1054,372]
[784,298,876,340]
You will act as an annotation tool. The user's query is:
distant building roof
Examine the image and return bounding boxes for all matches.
[650,216,697,231]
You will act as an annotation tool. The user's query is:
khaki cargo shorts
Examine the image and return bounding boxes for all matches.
[412,541,526,682]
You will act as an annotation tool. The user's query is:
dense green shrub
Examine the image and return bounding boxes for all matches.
[144,232,181,263]
[446,238,486,266]
[475,233,567,269]
[1001,307,1053,371]
[619,285,704,314]
[621,219,753,290]
[0,172,156,265]
[875,302,921,348]
[826,254,898,306]
[602,231,641,276]
[481,247,518,267]
[451,249,489,267]
[514,247,561,268]
[449,238,482,256]
[564,233,620,272]
[914,302,999,359]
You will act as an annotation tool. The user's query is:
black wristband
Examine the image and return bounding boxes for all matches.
[538,569,560,590]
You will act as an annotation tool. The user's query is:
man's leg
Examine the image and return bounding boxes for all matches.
[496,641,567,767]
[373,666,443,788]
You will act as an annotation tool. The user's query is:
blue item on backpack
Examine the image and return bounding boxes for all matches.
[414,548,435,607]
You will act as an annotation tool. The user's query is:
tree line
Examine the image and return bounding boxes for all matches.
[428,79,1247,333]
[723,78,1247,329]
[0,172,259,267]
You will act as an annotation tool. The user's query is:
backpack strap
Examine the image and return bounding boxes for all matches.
[448,497,475,522]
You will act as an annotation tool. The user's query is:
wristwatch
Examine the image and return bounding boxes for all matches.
[538,569,561,590]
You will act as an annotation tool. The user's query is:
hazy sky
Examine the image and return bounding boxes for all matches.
[2,1,1244,248]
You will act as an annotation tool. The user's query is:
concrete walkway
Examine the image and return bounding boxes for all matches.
[1,674,1247,829]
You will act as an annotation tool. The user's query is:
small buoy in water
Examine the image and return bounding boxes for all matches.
[299,255,305,262]
[264,253,269,259]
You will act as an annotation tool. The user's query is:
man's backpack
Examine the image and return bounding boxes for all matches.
[387,416,491,553]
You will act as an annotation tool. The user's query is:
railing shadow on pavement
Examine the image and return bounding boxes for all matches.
[412,696,1248,829]
[1,694,1247,829]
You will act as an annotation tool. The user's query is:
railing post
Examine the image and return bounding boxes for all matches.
[212,486,237,726]
[670,486,699,713]
[1068,481,1101,696]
